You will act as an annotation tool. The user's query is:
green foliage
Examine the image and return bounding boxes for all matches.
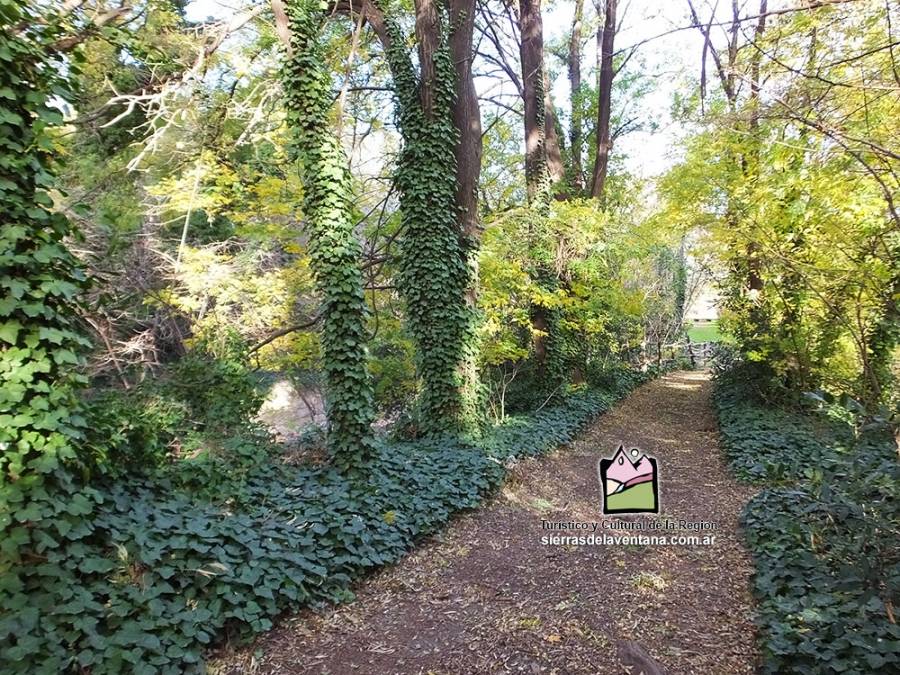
[81,334,265,477]
[82,390,190,474]
[478,198,664,415]
[381,5,482,435]
[715,366,900,673]
[368,315,417,413]
[0,1,94,570]
[715,368,852,482]
[166,333,263,431]
[0,373,646,674]
[280,0,376,467]
[656,1,900,409]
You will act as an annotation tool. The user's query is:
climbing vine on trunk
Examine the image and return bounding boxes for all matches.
[0,3,95,564]
[280,0,376,467]
[380,5,482,435]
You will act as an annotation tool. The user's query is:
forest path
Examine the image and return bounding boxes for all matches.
[215,372,758,675]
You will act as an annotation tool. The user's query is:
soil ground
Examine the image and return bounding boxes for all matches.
[214,371,759,674]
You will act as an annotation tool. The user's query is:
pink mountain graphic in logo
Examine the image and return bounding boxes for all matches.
[598,445,659,513]
[604,447,654,494]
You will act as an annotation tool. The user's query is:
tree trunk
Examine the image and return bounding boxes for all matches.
[449,0,482,244]
[517,0,562,390]
[275,0,377,466]
[414,0,438,118]
[448,0,483,424]
[568,0,585,192]
[518,0,551,201]
[746,1,767,325]
[544,71,565,184]
[357,0,483,433]
[589,0,616,200]
[531,307,549,366]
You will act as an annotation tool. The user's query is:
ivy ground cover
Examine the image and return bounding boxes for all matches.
[0,374,646,674]
[715,368,900,674]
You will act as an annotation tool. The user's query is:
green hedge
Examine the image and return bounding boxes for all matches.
[715,368,900,674]
[0,373,646,674]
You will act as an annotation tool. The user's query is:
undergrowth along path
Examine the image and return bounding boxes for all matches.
[216,371,758,674]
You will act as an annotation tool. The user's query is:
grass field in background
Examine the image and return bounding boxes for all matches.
[687,321,721,343]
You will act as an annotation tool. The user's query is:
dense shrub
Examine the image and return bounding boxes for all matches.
[715,367,900,674]
[164,334,264,433]
[81,390,192,475]
[81,336,266,478]
[0,374,645,674]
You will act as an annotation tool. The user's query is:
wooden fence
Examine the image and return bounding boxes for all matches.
[645,341,717,369]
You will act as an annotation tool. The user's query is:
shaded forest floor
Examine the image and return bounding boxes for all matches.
[213,372,759,674]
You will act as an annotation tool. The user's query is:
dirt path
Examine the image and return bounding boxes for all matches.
[215,371,758,675]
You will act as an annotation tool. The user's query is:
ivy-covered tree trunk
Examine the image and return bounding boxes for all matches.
[376,4,481,435]
[1,5,93,563]
[324,0,484,435]
[278,0,376,466]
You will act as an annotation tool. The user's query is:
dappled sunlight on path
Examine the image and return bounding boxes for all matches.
[213,372,758,675]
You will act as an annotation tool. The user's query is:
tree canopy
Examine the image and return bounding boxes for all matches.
[1,0,897,672]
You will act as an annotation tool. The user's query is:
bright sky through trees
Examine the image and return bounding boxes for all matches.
[184,0,709,177]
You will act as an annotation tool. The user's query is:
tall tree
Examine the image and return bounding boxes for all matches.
[518,0,552,201]
[745,0,768,299]
[568,0,586,192]
[334,0,485,433]
[589,0,616,199]
[679,0,899,403]
[515,0,571,389]
[275,0,377,466]
[391,0,483,433]
[687,0,768,359]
